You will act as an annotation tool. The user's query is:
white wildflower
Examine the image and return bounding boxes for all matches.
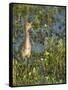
[41,58,44,61]
[33,67,36,73]
[29,72,31,76]
[44,24,48,27]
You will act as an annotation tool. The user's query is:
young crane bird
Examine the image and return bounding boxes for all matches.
[21,20,32,60]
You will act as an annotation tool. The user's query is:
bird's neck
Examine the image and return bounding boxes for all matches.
[24,30,30,46]
[25,30,29,38]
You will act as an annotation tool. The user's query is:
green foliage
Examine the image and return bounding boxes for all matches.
[12,4,66,86]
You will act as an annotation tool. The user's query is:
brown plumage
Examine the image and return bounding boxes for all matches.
[21,21,32,59]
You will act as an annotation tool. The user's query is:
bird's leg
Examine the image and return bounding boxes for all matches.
[24,56,28,64]
[24,56,29,84]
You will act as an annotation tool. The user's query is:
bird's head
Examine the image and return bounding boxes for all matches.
[25,16,33,32]
[25,21,32,32]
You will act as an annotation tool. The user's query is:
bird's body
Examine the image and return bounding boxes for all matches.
[21,31,31,58]
[21,21,32,59]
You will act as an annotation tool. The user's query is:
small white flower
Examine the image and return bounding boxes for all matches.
[44,24,48,27]
[41,58,44,61]
[29,72,31,75]
[33,67,36,73]
[45,51,49,55]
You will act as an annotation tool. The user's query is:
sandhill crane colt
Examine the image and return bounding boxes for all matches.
[21,20,32,60]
